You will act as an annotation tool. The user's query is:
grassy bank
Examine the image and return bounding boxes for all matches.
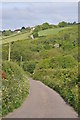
[2,61,29,116]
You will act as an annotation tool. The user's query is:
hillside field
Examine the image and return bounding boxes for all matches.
[38,27,72,36]
[0,31,30,45]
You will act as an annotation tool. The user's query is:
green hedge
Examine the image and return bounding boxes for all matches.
[23,60,38,74]
[2,61,29,116]
[33,67,78,112]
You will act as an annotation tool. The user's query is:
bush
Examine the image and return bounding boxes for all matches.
[57,55,77,68]
[33,23,53,32]
[23,61,37,74]
[2,30,13,36]
[42,22,51,30]
[33,32,38,38]
[35,55,77,70]
[58,21,68,27]
[33,67,78,112]
[2,61,29,116]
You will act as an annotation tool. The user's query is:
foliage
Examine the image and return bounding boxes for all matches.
[33,67,78,112]
[35,55,77,70]
[21,27,25,30]
[33,22,53,33]
[2,24,78,114]
[2,61,29,116]
[2,30,13,36]
[33,25,41,32]
[21,27,26,32]
[33,32,38,38]
[23,61,37,74]
[41,22,52,30]
[58,21,68,27]
[38,27,71,37]
[25,27,31,32]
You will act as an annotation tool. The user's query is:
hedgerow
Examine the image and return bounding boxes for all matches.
[33,67,78,112]
[2,61,29,116]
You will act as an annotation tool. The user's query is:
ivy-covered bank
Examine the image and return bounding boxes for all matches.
[2,61,29,116]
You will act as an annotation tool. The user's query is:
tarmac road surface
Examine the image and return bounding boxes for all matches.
[5,78,78,118]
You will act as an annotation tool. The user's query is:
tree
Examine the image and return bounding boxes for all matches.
[72,21,76,25]
[2,30,12,36]
[34,25,41,32]
[21,26,25,30]
[58,21,68,27]
[23,61,36,74]
[68,22,73,25]
[26,27,31,31]
[21,27,25,32]
[42,22,50,30]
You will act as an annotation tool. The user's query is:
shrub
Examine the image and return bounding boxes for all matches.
[58,21,68,27]
[33,32,38,38]
[23,61,37,74]
[41,22,51,30]
[2,30,13,36]
[2,61,29,116]
[57,55,77,68]
[33,67,78,112]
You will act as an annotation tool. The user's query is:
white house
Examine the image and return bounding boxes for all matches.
[32,27,35,31]
[14,29,21,34]
[17,31,21,34]
[31,27,35,31]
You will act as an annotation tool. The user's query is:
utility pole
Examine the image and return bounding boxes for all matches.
[8,42,11,61]
[20,56,23,67]
[21,56,22,63]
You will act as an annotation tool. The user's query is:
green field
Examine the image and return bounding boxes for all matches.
[0,27,72,45]
[38,27,72,36]
[0,31,30,45]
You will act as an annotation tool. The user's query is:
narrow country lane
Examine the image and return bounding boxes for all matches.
[5,78,78,118]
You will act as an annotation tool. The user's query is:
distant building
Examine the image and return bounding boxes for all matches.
[54,43,59,48]
[31,27,35,31]
[14,29,21,34]
[17,31,21,33]
[33,27,35,30]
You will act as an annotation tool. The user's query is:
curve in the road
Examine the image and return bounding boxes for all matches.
[5,78,78,118]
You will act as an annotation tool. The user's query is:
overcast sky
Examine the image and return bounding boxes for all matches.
[1,2,78,30]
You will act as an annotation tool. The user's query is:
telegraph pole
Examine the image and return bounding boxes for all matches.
[20,56,23,67]
[8,42,11,61]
